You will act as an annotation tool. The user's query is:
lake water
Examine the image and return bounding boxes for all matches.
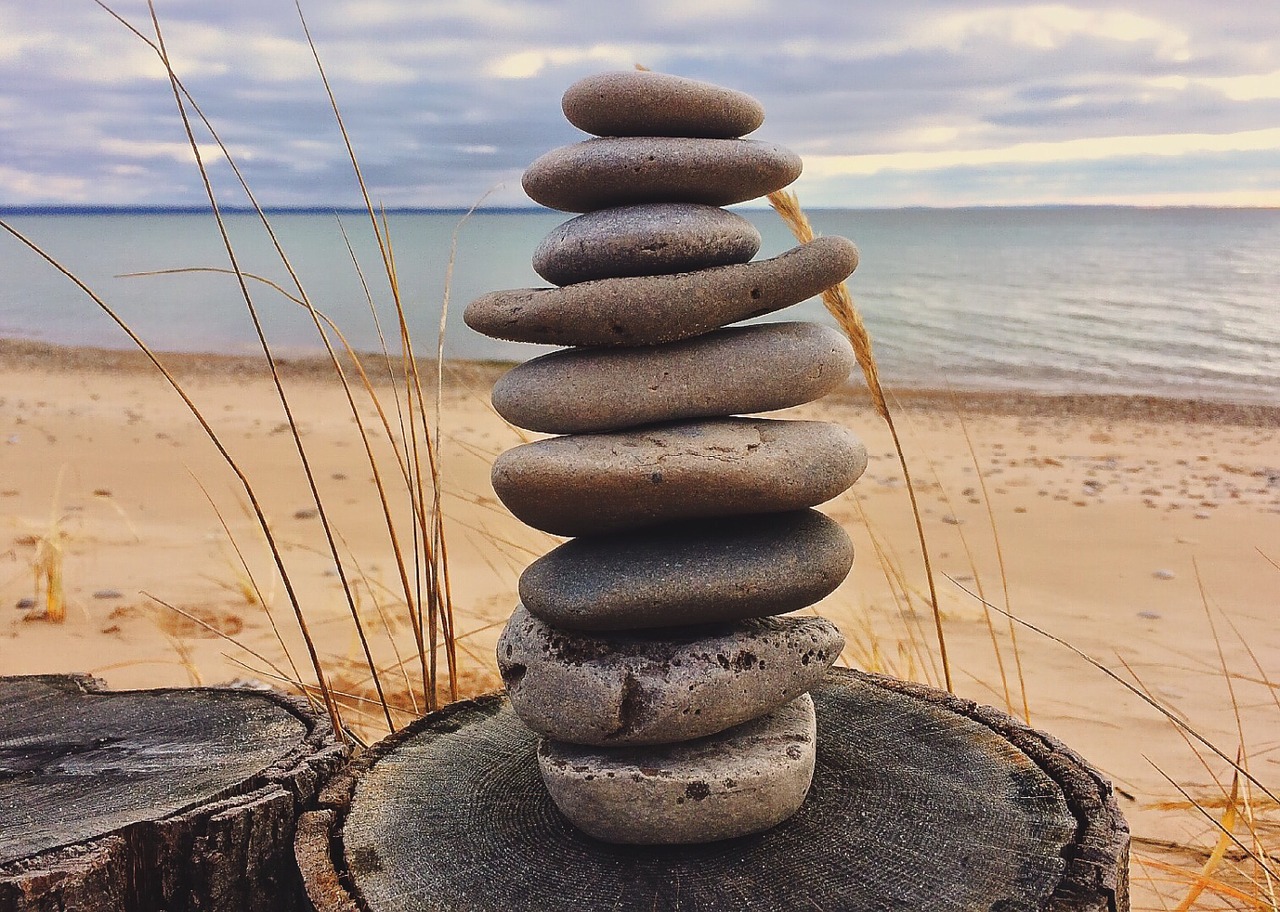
[2,207,1277,405]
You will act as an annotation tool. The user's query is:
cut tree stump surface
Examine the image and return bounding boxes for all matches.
[299,667,1128,912]
[0,674,347,912]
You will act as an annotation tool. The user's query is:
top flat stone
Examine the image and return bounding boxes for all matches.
[562,70,765,139]
[522,138,802,212]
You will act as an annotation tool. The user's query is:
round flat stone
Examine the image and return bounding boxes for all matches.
[522,138,801,212]
[491,417,868,537]
[465,235,858,347]
[498,605,840,746]
[520,510,853,630]
[493,322,855,434]
[538,694,816,844]
[562,70,765,139]
[532,203,761,286]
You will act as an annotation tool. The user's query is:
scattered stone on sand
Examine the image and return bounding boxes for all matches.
[1153,569,1176,580]
[532,203,761,286]
[519,510,852,630]
[92,589,123,600]
[464,236,859,348]
[491,322,856,434]
[491,418,867,537]
[497,602,839,745]
[538,694,816,844]
[522,137,802,212]
[561,70,765,139]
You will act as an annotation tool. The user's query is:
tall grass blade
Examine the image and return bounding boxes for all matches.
[768,189,952,692]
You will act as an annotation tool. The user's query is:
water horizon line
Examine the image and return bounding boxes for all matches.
[3,202,1278,216]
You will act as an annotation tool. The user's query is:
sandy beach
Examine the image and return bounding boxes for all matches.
[2,337,1277,904]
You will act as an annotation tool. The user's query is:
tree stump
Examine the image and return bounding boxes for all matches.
[0,674,347,912]
[297,667,1128,912]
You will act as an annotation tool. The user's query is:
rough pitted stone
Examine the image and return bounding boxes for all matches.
[538,694,816,844]
[492,322,856,434]
[519,511,853,630]
[491,417,868,537]
[498,605,841,746]
[522,138,802,212]
[465,235,859,347]
[532,204,761,286]
[562,70,765,139]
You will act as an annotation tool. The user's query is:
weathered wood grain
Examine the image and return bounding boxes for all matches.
[299,668,1129,912]
[0,674,347,912]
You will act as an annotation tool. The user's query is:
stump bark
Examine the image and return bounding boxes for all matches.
[297,667,1128,912]
[0,674,347,912]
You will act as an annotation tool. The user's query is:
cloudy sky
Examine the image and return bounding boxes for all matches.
[3,1,1278,208]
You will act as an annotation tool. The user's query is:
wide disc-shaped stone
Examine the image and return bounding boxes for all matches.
[465,236,858,347]
[498,606,841,745]
[520,510,853,630]
[538,695,817,844]
[491,417,867,537]
[533,203,761,286]
[493,322,855,434]
[523,138,801,212]
[562,70,765,139]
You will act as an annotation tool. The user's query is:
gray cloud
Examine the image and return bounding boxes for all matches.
[1,1,1277,207]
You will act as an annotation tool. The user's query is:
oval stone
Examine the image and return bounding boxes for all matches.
[492,322,855,434]
[562,71,765,139]
[519,510,853,630]
[538,694,816,844]
[532,204,761,286]
[522,138,801,212]
[465,235,859,347]
[498,605,841,746]
[491,417,868,537]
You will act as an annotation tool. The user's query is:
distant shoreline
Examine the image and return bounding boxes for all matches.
[5,336,1276,428]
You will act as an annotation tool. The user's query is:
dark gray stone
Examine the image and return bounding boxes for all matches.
[493,322,855,434]
[498,605,840,746]
[562,70,765,139]
[519,510,853,630]
[532,204,760,286]
[465,235,859,347]
[538,694,816,844]
[491,417,868,537]
[522,138,802,212]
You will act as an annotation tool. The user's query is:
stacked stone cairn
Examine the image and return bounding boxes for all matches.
[464,70,868,844]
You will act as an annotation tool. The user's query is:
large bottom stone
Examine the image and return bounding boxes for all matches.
[537,694,817,844]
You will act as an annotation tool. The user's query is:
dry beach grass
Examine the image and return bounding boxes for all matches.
[3,4,1280,909]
